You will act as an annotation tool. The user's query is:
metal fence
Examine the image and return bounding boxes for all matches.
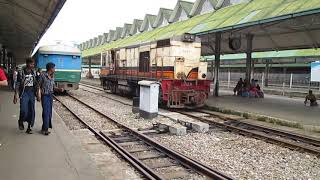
[208,71,320,91]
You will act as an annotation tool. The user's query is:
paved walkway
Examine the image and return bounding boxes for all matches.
[206,90,320,127]
[0,88,104,180]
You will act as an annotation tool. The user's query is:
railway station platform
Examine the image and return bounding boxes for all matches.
[0,88,104,180]
[206,90,320,130]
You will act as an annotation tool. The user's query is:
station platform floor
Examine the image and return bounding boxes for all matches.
[0,88,104,180]
[206,90,320,127]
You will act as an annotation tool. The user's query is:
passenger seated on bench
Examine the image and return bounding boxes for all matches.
[304,90,318,106]
[256,84,264,98]
[234,78,243,96]
[250,78,256,88]
[241,79,250,97]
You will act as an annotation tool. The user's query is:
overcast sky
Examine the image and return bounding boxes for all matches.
[38,0,192,46]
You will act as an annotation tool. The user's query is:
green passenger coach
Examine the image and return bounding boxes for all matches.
[34,44,82,91]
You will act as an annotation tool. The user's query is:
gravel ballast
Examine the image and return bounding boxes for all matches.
[64,87,320,179]
[153,129,320,179]
[69,89,177,130]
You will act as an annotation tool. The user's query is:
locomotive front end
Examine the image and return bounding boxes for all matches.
[160,35,211,108]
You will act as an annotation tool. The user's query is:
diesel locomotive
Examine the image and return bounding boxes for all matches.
[100,34,211,108]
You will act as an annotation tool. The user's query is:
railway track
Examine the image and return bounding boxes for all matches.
[177,110,320,156]
[54,93,233,180]
[79,83,132,106]
[79,82,320,156]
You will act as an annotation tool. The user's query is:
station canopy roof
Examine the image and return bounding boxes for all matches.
[82,0,320,58]
[0,0,66,64]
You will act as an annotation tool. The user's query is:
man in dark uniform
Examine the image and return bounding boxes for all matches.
[38,62,57,135]
[13,58,40,134]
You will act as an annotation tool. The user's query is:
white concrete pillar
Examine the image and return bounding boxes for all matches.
[289,73,293,89]
[227,70,231,88]
[100,52,103,66]
[261,72,265,89]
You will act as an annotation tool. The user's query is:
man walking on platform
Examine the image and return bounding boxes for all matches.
[13,58,40,134]
[39,62,62,135]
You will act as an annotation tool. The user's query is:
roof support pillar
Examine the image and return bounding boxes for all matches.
[246,34,253,85]
[86,57,93,79]
[213,32,221,97]
[100,52,103,67]
[251,57,255,79]
[265,60,270,87]
[1,46,5,68]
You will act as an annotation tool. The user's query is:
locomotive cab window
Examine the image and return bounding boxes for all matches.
[139,51,150,72]
[157,39,170,48]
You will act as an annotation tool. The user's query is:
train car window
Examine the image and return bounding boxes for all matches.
[111,50,115,62]
[139,51,150,72]
[157,39,170,48]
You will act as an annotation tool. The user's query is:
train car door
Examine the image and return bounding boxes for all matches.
[110,50,116,74]
[174,57,185,79]
[139,51,150,77]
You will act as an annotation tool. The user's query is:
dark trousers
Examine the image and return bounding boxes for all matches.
[41,94,53,131]
[19,90,36,128]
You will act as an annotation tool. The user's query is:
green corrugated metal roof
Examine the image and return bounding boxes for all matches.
[190,0,218,16]
[203,49,320,61]
[121,24,132,38]
[180,0,194,14]
[82,0,320,57]
[153,8,173,28]
[191,0,320,34]
[170,0,194,23]
[129,19,143,35]
[162,8,173,20]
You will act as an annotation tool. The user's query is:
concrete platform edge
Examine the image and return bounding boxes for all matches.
[204,104,320,133]
[52,108,104,180]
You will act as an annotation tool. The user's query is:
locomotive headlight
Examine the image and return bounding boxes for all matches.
[182,33,196,42]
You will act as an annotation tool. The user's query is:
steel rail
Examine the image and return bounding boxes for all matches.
[80,82,320,156]
[54,95,160,180]
[198,109,320,147]
[177,111,320,156]
[79,83,104,91]
[62,93,233,180]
